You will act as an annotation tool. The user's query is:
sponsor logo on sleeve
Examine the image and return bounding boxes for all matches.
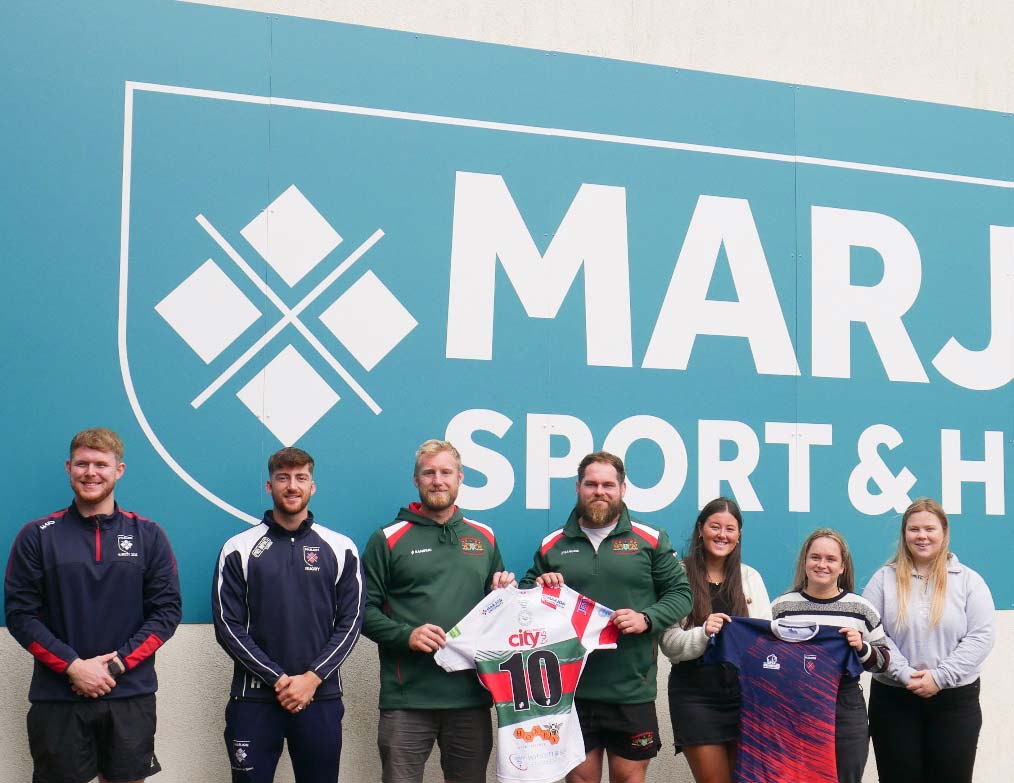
[251,537,272,558]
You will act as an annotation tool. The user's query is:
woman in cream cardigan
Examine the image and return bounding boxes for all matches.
[660,498,770,783]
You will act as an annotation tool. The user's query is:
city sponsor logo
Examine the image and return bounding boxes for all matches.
[611,538,640,553]
[513,722,561,745]
[480,597,504,616]
[117,535,138,557]
[459,535,485,555]
[508,628,548,648]
[803,654,818,675]
[251,537,272,558]
[763,654,781,670]
[303,546,321,570]
[410,548,432,556]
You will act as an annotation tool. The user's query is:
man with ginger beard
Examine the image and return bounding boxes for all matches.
[521,451,692,783]
[362,439,514,783]
[212,447,364,783]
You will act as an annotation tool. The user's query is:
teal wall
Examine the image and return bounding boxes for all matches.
[4,1,1012,621]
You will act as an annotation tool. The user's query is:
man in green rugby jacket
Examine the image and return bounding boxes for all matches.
[362,439,514,783]
[522,451,692,783]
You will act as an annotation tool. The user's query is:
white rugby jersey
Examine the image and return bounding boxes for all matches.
[435,584,618,783]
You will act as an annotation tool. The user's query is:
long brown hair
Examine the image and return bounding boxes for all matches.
[683,497,749,627]
[790,528,855,594]
[891,498,950,627]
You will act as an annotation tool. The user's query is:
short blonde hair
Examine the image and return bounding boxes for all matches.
[414,439,462,476]
[70,428,124,463]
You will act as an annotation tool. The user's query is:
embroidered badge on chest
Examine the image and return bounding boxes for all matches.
[117,534,138,558]
[611,538,640,553]
[303,546,321,571]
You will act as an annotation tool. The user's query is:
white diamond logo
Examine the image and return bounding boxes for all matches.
[236,345,340,445]
[155,259,261,363]
[240,185,343,287]
[319,271,419,371]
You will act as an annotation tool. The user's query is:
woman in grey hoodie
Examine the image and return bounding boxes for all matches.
[863,498,994,783]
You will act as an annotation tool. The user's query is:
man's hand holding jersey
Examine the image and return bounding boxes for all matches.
[535,572,650,635]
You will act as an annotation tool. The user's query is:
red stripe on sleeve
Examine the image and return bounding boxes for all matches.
[28,642,70,673]
[540,532,565,556]
[599,623,620,646]
[386,524,412,550]
[478,670,514,703]
[462,519,495,546]
[630,524,659,548]
[560,660,583,695]
[124,634,164,669]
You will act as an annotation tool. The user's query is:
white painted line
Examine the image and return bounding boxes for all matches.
[118,86,260,525]
[125,80,1014,190]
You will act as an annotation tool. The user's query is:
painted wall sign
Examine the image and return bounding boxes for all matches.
[4,2,1012,618]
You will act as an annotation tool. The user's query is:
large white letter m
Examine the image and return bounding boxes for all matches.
[446,172,632,366]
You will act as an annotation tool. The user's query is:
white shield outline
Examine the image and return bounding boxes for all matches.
[116,81,1002,526]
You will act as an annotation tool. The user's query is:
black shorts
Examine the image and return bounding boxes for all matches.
[575,698,661,761]
[667,660,741,752]
[28,695,161,783]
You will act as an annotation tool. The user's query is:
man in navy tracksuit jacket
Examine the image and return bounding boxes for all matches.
[212,447,364,783]
[5,427,181,783]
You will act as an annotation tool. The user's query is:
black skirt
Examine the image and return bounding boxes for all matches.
[667,659,741,753]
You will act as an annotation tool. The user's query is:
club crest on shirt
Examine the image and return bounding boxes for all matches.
[117,535,138,557]
[611,538,639,553]
[459,535,485,555]
[630,731,655,748]
[803,654,818,674]
[303,546,321,570]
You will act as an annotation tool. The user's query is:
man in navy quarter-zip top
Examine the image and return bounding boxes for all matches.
[5,427,182,783]
[213,447,365,783]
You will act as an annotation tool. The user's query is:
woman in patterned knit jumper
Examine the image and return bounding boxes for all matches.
[772,528,891,783]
